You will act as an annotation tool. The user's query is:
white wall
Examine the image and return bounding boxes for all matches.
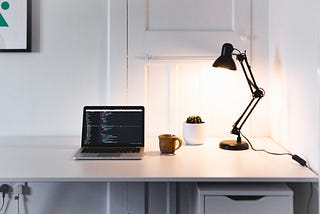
[0,0,108,136]
[269,0,319,172]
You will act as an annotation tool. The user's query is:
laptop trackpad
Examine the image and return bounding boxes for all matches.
[98,153,120,157]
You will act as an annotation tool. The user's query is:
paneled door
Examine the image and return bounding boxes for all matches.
[128,0,251,137]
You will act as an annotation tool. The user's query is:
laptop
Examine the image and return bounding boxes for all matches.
[73,106,145,160]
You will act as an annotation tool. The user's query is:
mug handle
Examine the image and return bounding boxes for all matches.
[174,137,183,151]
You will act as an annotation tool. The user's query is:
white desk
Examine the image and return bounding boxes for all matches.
[0,136,317,182]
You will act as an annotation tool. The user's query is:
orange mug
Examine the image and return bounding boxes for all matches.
[158,134,183,154]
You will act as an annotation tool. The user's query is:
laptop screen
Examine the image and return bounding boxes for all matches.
[81,106,144,147]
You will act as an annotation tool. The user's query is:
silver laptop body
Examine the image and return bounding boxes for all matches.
[73,106,145,160]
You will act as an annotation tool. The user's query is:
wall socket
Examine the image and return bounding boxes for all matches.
[0,183,26,196]
[14,184,23,194]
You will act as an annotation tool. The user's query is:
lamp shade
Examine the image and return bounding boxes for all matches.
[212,43,236,70]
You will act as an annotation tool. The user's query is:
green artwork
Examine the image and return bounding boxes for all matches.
[0,1,10,27]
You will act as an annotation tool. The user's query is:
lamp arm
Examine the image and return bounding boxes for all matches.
[243,55,260,90]
[231,96,263,136]
[230,51,265,139]
[231,97,255,135]
[237,52,260,93]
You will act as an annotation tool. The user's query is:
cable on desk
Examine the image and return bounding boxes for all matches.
[242,134,315,214]
[240,132,309,167]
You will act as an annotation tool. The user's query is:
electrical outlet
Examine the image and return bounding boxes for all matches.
[14,184,23,194]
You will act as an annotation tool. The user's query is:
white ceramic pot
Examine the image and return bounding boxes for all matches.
[182,122,206,145]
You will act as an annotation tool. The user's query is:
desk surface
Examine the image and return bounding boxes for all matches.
[0,137,317,182]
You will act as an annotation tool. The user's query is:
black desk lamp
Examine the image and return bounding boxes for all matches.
[212,43,265,150]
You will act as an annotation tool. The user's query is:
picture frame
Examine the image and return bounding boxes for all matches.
[0,0,31,52]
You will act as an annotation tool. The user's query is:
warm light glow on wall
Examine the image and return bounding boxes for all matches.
[146,61,252,137]
[179,63,251,136]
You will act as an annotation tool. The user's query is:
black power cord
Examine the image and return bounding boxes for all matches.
[15,194,20,214]
[240,132,309,167]
[240,133,314,214]
[0,196,4,213]
[0,184,9,212]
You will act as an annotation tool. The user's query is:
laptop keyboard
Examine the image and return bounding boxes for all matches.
[81,147,140,154]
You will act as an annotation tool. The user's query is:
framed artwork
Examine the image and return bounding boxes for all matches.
[0,0,31,52]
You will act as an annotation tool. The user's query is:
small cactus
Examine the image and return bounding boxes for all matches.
[186,115,204,124]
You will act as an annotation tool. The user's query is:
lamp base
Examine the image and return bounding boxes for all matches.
[219,140,249,150]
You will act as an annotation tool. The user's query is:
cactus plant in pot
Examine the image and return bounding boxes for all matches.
[183,115,206,145]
